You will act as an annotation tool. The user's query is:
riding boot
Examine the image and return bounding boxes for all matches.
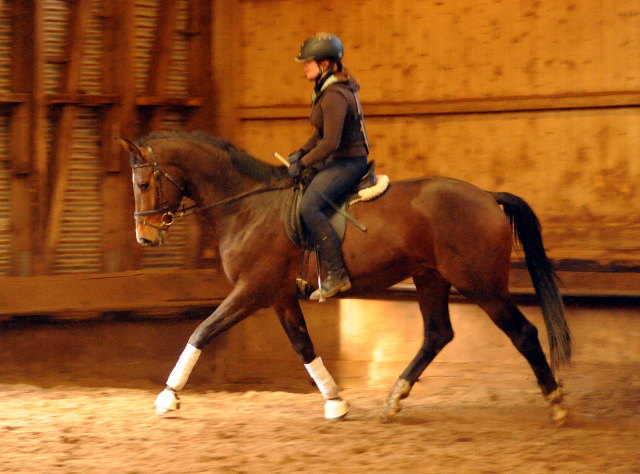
[309,223,351,300]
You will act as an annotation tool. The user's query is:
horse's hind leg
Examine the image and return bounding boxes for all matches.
[273,300,349,421]
[479,297,566,423]
[383,270,454,419]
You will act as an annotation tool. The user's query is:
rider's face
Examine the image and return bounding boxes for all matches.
[303,60,321,81]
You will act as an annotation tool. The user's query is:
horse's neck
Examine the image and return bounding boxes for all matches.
[182,150,261,207]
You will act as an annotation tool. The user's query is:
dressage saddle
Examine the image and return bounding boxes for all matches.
[283,161,386,250]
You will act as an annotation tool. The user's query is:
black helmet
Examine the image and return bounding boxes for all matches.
[295,33,343,63]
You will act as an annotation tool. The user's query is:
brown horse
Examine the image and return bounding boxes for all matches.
[118,130,571,423]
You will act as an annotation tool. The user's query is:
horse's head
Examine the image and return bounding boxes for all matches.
[117,138,186,247]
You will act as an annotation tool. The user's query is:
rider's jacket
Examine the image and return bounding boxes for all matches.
[299,75,368,168]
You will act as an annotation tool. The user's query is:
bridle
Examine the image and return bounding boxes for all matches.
[132,146,289,231]
[132,147,187,230]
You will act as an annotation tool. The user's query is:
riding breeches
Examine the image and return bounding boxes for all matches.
[300,155,368,270]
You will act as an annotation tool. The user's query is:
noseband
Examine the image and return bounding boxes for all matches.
[132,147,186,231]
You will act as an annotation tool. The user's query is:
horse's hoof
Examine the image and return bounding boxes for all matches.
[378,411,395,424]
[550,404,568,427]
[154,389,180,416]
[155,406,173,416]
[325,398,349,421]
[382,378,411,421]
[545,387,567,427]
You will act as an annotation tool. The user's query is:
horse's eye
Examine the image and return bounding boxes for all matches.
[139,182,150,191]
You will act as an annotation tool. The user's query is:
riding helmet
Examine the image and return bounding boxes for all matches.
[295,33,343,63]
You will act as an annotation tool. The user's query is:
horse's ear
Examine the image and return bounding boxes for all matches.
[115,137,145,161]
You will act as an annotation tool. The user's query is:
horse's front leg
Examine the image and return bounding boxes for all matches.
[273,300,349,421]
[154,283,262,415]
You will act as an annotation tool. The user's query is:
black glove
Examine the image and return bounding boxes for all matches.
[287,161,305,178]
[287,150,303,164]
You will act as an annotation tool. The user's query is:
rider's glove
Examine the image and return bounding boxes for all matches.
[287,161,305,178]
[287,150,303,165]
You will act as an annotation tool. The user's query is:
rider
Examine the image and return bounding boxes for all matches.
[287,33,370,300]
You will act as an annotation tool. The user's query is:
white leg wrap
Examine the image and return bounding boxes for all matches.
[166,344,201,391]
[305,357,339,400]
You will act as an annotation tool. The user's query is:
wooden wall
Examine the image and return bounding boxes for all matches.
[0,0,224,317]
[221,0,640,274]
[1,0,640,317]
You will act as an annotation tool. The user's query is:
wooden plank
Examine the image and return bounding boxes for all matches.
[0,269,233,316]
[8,103,31,176]
[8,0,40,276]
[30,0,48,276]
[239,91,640,120]
[0,93,30,104]
[135,96,203,107]
[371,269,640,300]
[46,93,121,106]
[9,0,35,175]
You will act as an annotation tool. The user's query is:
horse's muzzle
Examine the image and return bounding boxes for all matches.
[138,237,160,247]
[136,227,165,247]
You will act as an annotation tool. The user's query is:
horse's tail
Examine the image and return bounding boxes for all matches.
[492,191,571,369]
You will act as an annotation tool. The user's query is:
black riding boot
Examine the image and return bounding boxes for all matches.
[309,222,351,301]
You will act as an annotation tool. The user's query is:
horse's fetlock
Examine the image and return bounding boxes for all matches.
[545,387,564,405]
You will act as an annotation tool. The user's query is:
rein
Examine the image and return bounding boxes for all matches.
[132,146,289,230]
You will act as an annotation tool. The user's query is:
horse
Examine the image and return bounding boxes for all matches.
[118,130,571,424]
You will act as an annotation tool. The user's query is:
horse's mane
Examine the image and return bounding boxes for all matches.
[137,130,286,183]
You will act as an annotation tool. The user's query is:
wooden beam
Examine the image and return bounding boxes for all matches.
[0,269,233,316]
[0,93,30,104]
[8,0,42,276]
[46,93,121,106]
[100,0,138,272]
[135,96,203,107]
[238,90,640,120]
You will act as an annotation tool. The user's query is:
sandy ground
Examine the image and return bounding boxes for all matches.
[0,301,639,473]
[0,364,638,473]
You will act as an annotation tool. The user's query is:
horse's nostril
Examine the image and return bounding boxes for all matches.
[138,237,152,246]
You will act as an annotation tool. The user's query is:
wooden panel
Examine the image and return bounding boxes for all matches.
[240,105,640,267]
[239,0,640,107]
[79,0,104,95]
[42,0,68,94]
[229,0,640,277]
[52,109,103,274]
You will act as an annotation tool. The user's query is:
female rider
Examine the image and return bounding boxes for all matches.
[287,33,370,300]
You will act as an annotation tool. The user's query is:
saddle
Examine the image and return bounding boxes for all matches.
[283,161,390,250]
